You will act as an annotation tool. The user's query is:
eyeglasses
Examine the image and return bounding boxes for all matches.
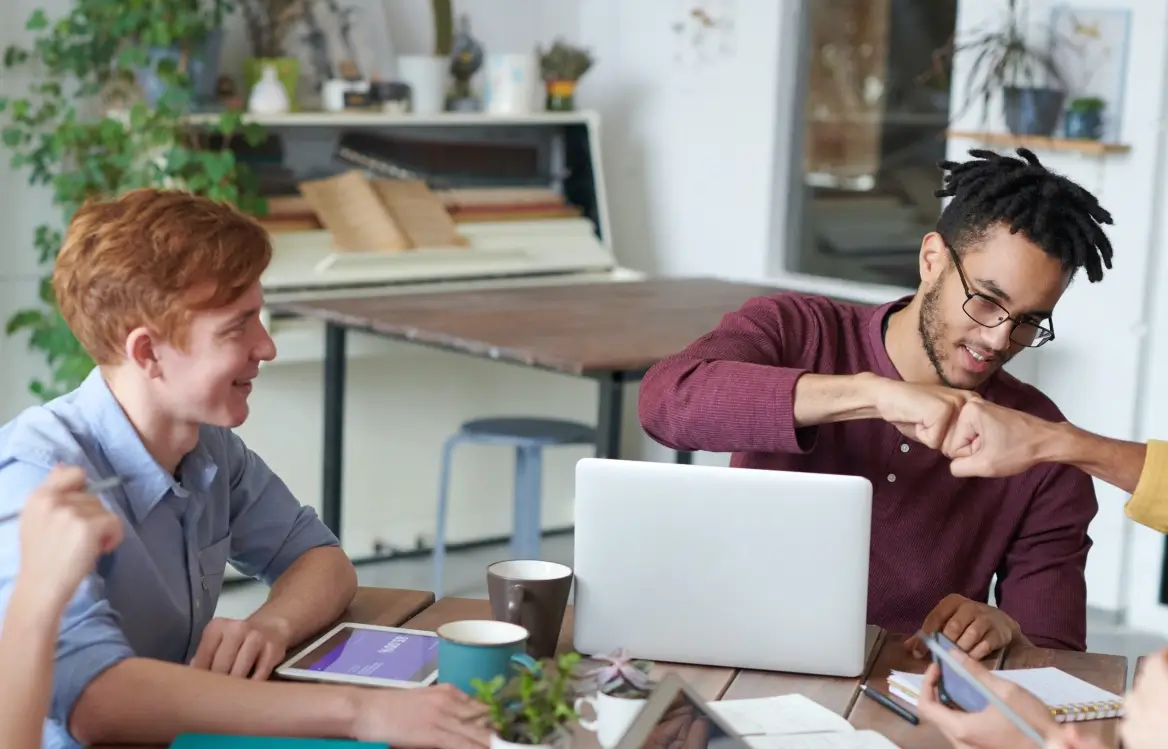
[945,242,1055,348]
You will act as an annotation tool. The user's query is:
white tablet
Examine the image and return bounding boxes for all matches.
[275,622,440,688]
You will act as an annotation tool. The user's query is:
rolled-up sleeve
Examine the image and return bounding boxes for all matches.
[0,461,134,730]
[222,431,339,585]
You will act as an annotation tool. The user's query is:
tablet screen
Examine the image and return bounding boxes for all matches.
[634,690,748,749]
[287,626,439,683]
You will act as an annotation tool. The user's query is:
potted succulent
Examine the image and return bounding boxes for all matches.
[924,0,1070,136]
[398,0,455,114]
[575,650,656,749]
[473,652,583,749]
[538,39,594,111]
[1064,97,1105,140]
[239,0,308,110]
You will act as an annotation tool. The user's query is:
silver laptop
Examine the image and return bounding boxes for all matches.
[572,458,872,677]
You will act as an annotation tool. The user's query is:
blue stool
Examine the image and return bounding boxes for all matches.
[433,417,596,598]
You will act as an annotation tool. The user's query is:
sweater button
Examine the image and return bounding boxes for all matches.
[900,443,910,453]
[887,473,897,482]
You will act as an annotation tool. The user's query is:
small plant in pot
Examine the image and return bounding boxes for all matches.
[924,0,1070,136]
[473,652,583,749]
[538,39,595,112]
[1064,97,1105,140]
[575,650,656,749]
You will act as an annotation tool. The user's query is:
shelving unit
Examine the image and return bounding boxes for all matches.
[184,110,595,128]
[946,130,1131,156]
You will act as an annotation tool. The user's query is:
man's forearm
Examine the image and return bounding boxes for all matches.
[0,584,66,749]
[70,657,359,745]
[1043,423,1147,495]
[792,372,885,427]
[249,546,357,647]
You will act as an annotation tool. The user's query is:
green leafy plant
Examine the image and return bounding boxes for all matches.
[1068,96,1105,114]
[580,649,655,699]
[473,652,583,746]
[0,0,267,400]
[538,39,594,82]
[432,0,454,57]
[922,0,1069,124]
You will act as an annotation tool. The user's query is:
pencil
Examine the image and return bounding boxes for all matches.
[860,684,920,726]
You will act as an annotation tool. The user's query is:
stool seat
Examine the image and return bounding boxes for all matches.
[460,417,597,445]
[433,415,597,598]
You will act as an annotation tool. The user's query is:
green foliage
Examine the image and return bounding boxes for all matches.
[0,0,268,400]
[472,652,583,746]
[537,39,594,82]
[1068,97,1105,114]
[432,0,453,57]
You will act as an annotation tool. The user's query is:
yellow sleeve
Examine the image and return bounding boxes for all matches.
[1125,440,1168,533]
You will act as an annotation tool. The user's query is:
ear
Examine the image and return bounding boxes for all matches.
[125,327,164,379]
[919,232,949,285]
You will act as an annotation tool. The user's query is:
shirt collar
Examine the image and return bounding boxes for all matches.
[76,369,218,523]
[865,296,911,381]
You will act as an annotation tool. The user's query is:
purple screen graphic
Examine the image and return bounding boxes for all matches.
[301,628,439,681]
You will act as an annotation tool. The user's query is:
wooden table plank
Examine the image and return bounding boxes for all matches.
[1001,646,1127,747]
[848,633,1008,749]
[332,586,436,630]
[722,626,885,717]
[272,277,781,375]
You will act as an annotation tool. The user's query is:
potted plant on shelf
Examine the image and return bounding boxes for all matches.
[575,650,656,749]
[924,0,1070,136]
[1064,97,1105,140]
[398,0,455,114]
[538,39,594,112]
[473,652,583,749]
[239,0,308,110]
[0,0,267,400]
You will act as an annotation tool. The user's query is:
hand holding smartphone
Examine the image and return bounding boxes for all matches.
[917,630,1046,747]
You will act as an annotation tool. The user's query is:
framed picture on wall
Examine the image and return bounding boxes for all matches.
[1049,6,1131,142]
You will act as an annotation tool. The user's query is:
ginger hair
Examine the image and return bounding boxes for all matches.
[53,188,272,365]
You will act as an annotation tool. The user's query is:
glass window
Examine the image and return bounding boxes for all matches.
[786,0,959,288]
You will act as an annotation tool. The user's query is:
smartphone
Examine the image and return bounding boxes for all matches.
[918,631,1046,747]
[927,631,990,712]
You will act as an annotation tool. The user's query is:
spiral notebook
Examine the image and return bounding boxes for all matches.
[886,667,1124,722]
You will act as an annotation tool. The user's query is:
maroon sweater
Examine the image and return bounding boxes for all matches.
[639,292,1094,650]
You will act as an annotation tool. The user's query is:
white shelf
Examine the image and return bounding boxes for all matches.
[184,110,596,128]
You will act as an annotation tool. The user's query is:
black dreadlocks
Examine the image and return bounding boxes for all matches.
[934,148,1114,283]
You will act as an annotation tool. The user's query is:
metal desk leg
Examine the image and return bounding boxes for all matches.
[676,451,694,464]
[322,323,347,539]
[595,373,623,459]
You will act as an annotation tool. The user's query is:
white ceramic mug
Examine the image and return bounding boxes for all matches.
[575,691,647,749]
[484,53,538,114]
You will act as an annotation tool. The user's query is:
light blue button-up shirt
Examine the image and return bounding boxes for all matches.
[0,369,339,749]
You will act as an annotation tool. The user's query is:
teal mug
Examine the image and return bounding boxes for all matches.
[436,619,530,694]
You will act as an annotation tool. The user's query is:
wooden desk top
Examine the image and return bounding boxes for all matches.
[394,594,1128,749]
[270,277,782,375]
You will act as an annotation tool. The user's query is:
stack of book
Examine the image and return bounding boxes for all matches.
[434,187,582,223]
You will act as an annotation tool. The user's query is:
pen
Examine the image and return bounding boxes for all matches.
[860,684,919,726]
[0,475,125,525]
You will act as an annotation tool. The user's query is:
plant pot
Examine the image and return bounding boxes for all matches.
[398,55,449,115]
[1064,109,1104,140]
[545,80,577,112]
[1002,86,1065,136]
[243,57,300,112]
[137,28,224,109]
[576,691,647,749]
[490,732,567,749]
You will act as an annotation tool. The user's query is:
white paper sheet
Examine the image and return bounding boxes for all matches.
[744,730,902,749]
[709,695,855,736]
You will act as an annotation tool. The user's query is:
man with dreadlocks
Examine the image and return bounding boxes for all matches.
[639,148,1114,656]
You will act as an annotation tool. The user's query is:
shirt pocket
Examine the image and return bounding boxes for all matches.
[197,535,232,602]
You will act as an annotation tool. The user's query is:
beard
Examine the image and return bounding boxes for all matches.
[917,281,957,388]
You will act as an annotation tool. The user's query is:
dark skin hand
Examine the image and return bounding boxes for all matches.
[905,594,1027,661]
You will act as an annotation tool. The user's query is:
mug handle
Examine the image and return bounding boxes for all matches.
[504,584,525,625]
[575,695,598,731]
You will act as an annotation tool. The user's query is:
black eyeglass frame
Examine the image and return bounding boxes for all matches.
[943,240,1056,349]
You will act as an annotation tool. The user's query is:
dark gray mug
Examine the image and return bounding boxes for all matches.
[487,560,573,659]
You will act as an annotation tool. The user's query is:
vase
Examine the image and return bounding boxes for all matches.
[398,55,448,115]
[575,691,647,749]
[1002,86,1065,136]
[491,733,566,749]
[485,53,539,115]
[248,64,290,115]
[243,57,300,112]
[545,80,577,112]
[1064,109,1104,140]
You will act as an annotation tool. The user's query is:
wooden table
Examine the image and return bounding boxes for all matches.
[271,277,781,542]
[338,588,1128,749]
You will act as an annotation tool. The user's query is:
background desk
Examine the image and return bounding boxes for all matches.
[272,277,781,541]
